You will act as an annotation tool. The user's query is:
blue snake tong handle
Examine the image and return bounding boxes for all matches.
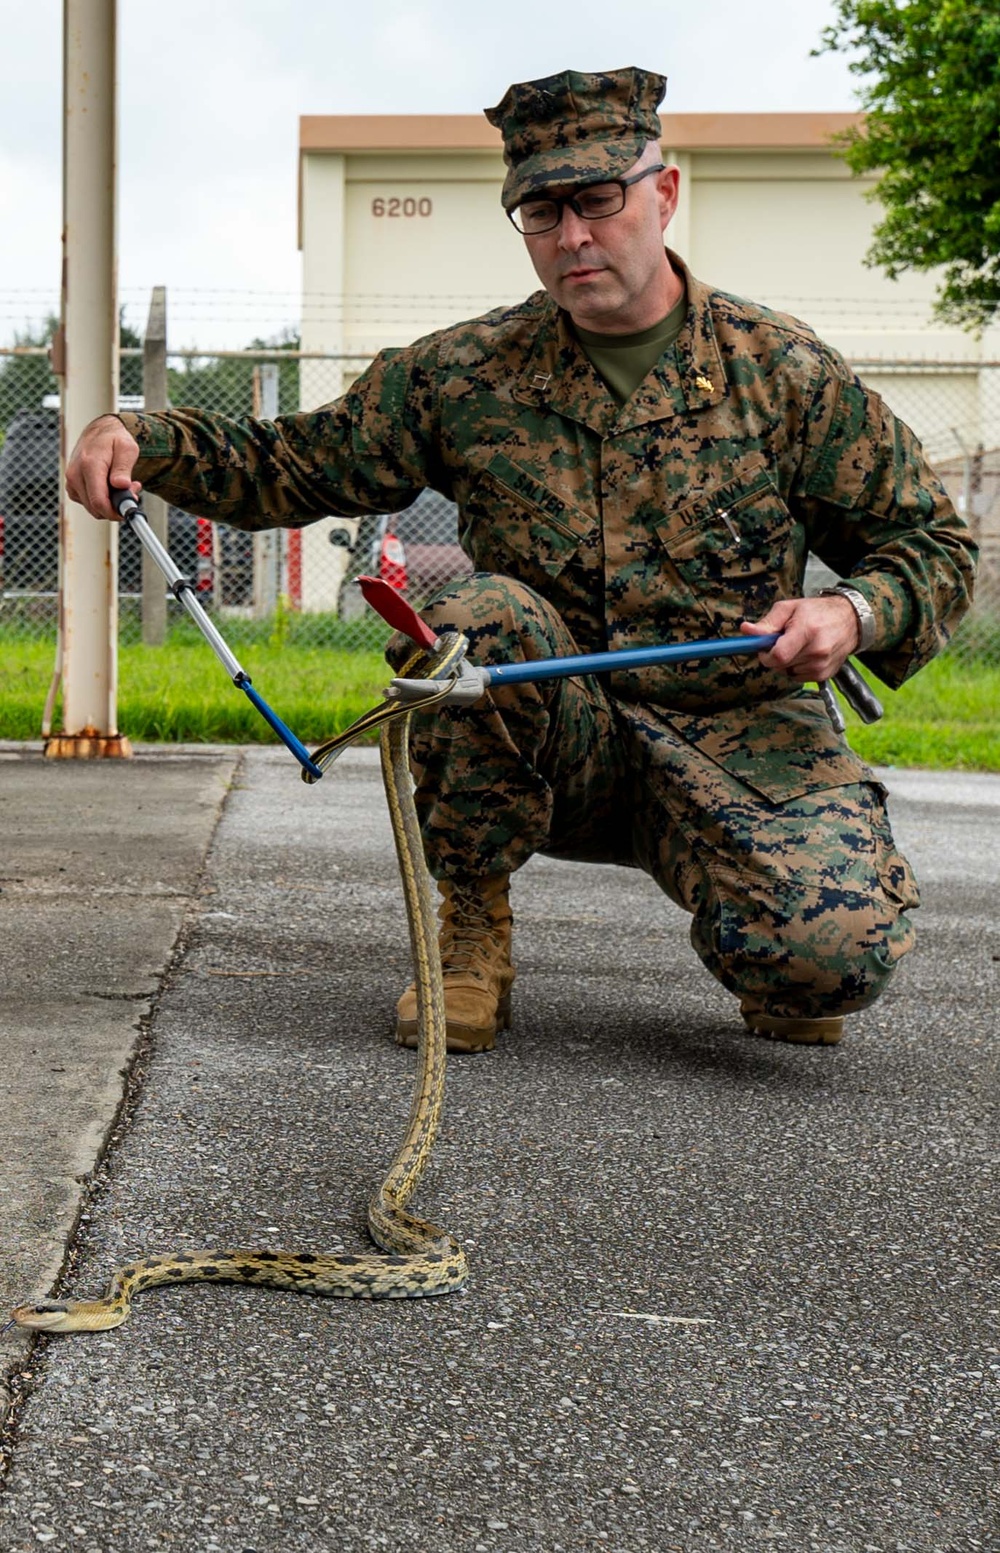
[359,576,884,727]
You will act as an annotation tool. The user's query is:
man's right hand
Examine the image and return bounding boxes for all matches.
[65,415,142,521]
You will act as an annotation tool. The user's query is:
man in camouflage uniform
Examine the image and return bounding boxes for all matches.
[68,68,975,1054]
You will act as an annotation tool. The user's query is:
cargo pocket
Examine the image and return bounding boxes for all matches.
[868,779,921,914]
[701,857,914,1015]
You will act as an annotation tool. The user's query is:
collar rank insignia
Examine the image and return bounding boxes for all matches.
[694,375,713,393]
[531,372,552,390]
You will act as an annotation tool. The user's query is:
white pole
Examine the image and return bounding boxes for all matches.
[46,0,131,760]
[252,363,280,618]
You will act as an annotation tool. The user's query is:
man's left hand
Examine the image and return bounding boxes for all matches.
[740,595,860,683]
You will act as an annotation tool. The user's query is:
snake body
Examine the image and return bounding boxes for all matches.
[7,638,469,1335]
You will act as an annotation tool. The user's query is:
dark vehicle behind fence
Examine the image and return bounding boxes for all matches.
[0,407,251,602]
[329,487,472,620]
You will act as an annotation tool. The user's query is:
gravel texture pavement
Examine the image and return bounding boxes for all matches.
[0,746,997,1552]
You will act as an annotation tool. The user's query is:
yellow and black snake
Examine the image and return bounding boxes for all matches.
[6,635,471,1335]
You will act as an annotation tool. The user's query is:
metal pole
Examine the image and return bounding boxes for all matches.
[141,285,168,644]
[46,0,130,760]
[252,363,280,619]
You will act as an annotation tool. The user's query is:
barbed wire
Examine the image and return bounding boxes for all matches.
[0,285,968,325]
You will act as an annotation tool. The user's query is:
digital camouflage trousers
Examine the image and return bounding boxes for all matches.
[390,573,919,1020]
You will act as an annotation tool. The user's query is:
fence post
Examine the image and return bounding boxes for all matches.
[252,363,280,619]
[141,286,168,645]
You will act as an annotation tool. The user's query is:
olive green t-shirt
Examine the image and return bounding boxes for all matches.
[574,290,688,405]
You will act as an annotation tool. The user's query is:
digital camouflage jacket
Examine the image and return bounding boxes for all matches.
[121,255,976,799]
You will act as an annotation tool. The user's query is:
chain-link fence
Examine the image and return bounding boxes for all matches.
[1,338,997,662]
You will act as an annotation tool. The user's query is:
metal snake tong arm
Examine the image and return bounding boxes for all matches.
[109,487,324,780]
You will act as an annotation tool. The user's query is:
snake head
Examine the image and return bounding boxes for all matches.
[6,1300,74,1333]
[6,1297,128,1334]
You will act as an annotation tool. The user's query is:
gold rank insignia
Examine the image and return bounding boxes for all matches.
[695,375,713,392]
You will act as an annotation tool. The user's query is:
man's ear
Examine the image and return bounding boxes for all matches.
[657,166,681,231]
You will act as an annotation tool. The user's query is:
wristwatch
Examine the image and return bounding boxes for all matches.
[819,584,877,652]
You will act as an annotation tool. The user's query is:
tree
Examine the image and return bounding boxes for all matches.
[817,0,1000,330]
[0,318,303,448]
[0,318,60,430]
[166,329,302,419]
[0,312,144,441]
[119,315,145,400]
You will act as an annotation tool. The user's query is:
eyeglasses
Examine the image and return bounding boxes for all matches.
[508,165,666,235]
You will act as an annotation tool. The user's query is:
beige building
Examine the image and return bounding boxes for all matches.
[296,112,999,608]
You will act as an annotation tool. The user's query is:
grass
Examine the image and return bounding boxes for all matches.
[1,625,998,770]
[0,627,389,746]
[842,655,1000,770]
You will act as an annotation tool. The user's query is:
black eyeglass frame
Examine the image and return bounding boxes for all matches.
[507,164,667,235]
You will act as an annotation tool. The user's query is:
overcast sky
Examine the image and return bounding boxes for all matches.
[0,0,861,348]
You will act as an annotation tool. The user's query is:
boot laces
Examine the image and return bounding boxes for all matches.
[439,884,507,978]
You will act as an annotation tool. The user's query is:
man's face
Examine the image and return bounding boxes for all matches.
[519,156,681,334]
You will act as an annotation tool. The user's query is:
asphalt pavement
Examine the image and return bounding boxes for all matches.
[0,742,997,1553]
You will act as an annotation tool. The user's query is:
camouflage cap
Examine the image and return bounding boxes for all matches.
[484,67,667,212]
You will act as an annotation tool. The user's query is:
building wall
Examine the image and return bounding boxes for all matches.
[297,115,999,607]
[298,116,991,369]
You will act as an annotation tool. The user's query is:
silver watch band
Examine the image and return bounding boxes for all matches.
[820,584,877,652]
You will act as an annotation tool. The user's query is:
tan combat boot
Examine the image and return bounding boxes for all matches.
[395,874,514,1054]
[740,999,844,1045]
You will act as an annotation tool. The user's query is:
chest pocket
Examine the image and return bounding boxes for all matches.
[654,464,802,628]
[462,453,597,585]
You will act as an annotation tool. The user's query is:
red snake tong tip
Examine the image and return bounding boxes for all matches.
[357,576,439,650]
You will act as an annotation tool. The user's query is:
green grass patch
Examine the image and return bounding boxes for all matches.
[2,630,998,770]
[0,635,389,745]
[116,640,389,744]
[844,655,1000,770]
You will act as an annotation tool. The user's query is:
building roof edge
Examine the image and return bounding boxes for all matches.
[299,111,861,154]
